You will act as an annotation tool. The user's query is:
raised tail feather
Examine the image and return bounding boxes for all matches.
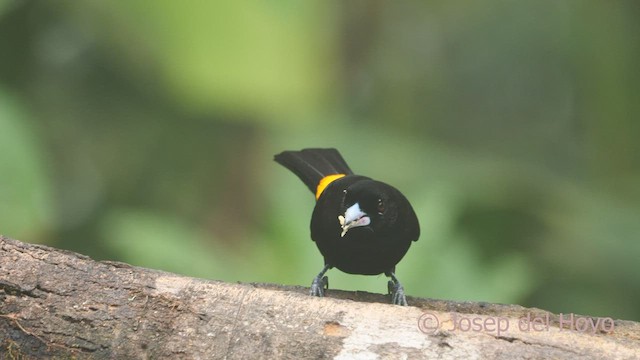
[274,148,354,195]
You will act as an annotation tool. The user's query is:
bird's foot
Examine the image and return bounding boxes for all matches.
[310,275,329,297]
[387,279,408,306]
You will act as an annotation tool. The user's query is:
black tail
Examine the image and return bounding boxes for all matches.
[274,148,354,194]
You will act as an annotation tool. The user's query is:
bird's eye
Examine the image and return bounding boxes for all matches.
[377,199,385,214]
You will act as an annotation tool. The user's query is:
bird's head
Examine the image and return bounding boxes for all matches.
[338,180,399,237]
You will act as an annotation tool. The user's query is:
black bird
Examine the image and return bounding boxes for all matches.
[274,148,420,305]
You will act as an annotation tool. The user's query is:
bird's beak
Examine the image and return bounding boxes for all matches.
[337,203,371,237]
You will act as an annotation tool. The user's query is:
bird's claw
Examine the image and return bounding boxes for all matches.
[310,275,329,297]
[388,280,408,306]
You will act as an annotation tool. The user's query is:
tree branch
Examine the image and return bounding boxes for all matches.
[1,235,638,359]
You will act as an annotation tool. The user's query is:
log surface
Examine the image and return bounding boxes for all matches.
[1,235,638,359]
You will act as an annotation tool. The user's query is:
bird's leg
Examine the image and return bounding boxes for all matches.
[386,271,408,306]
[310,264,331,297]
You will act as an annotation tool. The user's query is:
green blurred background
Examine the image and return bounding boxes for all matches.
[1,1,638,321]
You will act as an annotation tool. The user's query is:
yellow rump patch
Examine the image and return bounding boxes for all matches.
[316,174,346,200]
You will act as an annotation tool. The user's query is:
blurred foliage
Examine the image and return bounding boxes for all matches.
[0,1,638,321]
[0,93,53,238]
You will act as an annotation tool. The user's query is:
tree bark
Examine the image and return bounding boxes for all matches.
[0,235,638,359]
